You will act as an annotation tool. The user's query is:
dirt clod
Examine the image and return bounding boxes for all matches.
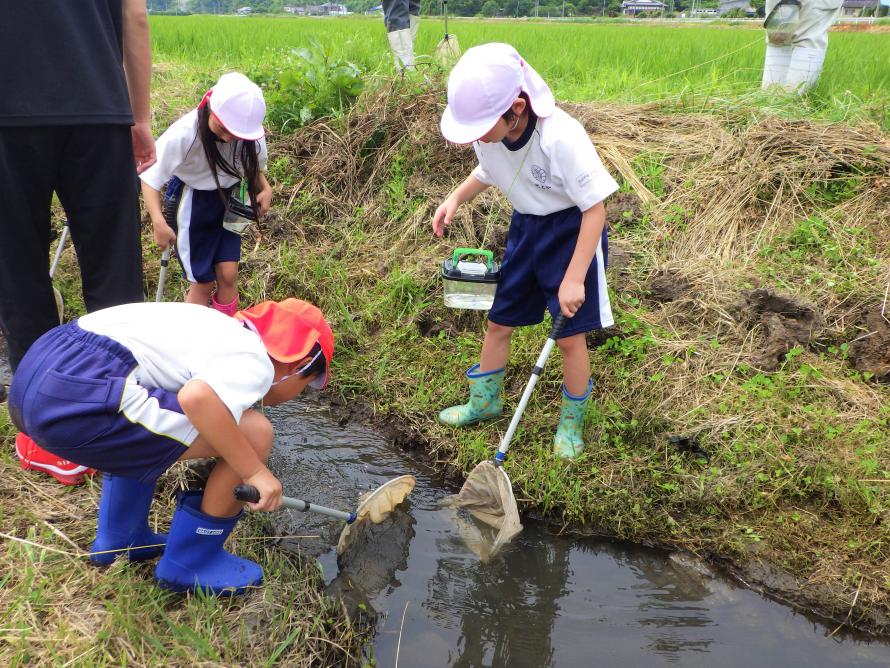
[849,306,890,381]
[733,288,823,370]
[646,268,693,303]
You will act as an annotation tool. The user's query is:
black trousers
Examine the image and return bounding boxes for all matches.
[0,125,143,372]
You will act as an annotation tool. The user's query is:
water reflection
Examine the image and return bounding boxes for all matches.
[265,400,890,668]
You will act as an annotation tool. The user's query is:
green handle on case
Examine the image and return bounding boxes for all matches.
[452,247,493,270]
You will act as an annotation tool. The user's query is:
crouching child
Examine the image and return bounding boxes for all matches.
[7,298,333,595]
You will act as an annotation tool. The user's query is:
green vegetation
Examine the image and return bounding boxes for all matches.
[149,16,890,128]
[2,15,889,663]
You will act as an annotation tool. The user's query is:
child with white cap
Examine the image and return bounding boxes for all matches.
[433,43,619,459]
[8,297,334,594]
[140,72,273,315]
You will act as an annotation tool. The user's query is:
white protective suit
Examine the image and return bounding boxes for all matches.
[762,0,844,93]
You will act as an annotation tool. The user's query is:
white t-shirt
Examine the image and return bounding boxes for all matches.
[472,107,618,216]
[139,109,269,191]
[78,302,273,428]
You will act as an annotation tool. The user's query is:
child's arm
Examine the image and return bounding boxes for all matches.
[178,379,282,512]
[559,201,606,318]
[255,172,273,217]
[141,181,177,249]
[432,174,491,238]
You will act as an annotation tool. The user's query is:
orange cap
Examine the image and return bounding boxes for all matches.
[234,299,334,389]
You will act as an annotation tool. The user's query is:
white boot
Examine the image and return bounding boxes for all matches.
[387,28,415,72]
[409,14,420,44]
[761,43,792,89]
[784,45,826,94]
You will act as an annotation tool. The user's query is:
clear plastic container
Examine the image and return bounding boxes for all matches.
[764,0,801,46]
[442,248,501,310]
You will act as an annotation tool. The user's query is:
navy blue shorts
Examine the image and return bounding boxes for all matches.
[8,323,190,483]
[488,206,614,338]
[166,176,241,284]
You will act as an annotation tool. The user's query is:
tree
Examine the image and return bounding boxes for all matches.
[480,0,499,13]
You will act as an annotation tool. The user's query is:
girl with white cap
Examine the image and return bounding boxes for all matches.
[140,72,272,315]
[433,43,619,459]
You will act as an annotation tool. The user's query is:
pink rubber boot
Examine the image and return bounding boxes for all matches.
[211,293,238,317]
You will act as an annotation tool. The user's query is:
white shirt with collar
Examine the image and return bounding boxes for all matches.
[471,107,618,216]
[140,108,268,192]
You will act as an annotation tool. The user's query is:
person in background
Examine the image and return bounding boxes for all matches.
[0,0,156,485]
[384,0,420,71]
[762,0,844,93]
[140,72,273,316]
[432,43,619,459]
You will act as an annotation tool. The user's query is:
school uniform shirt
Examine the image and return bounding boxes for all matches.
[78,302,273,444]
[471,107,618,216]
[140,109,269,191]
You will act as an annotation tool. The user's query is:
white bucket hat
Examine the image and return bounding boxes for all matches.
[441,43,556,145]
[204,72,266,141]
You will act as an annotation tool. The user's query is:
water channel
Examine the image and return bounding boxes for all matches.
[266,399,890,667]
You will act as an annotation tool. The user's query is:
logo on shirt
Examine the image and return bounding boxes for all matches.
[576,171,592,188]
[530,164,552,190]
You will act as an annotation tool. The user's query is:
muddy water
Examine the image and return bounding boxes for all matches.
[266,401,890,668]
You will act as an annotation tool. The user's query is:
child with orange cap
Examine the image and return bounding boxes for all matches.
[7,298,334,595]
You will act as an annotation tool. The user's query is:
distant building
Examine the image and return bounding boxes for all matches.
[236,6,252,14]
[365,4,384,13]
[841,0,879,15]
[718,0,756,15]
[287,3,348,14]
[621,0,667,15]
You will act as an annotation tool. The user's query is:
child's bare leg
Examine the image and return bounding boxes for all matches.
[178,409,274,517]
[185,281,214,306]
[557,333,590,396]
[214,261,238,305]
[479,321,513,372]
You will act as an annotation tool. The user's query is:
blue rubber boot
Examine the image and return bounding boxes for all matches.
[553,380,593,459]
[155,491,263,596]
[90,474,166,565]
[438,364,505,427]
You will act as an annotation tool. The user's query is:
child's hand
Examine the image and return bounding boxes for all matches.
[558,278,585,317]
[432,197,459,238]
[244,468,282,512]
[255,186,272,217]
[153,221,176,248]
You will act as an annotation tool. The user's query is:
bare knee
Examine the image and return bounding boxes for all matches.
[557,333,586,354]
[240,409,274,462]
[486,321,514,341]
[215,263,238,291]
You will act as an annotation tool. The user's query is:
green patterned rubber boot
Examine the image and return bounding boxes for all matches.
[553,380,593,458]
[438,364,505,427]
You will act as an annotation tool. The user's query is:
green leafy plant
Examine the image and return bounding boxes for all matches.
[255,42,364,131]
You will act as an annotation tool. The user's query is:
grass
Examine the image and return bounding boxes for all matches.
[148,15,890,128]
[0,408,366,666]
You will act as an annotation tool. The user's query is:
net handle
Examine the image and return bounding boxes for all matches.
[494,314,567,464]
[234,485,356,523]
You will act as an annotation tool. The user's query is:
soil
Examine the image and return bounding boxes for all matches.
[646,268,693,303]
[604,191,645,230]
[731,288,823,370]
[849,306,890,381]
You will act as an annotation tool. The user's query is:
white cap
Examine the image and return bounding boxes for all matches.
[207,72,266,141]
[440,43,556,145]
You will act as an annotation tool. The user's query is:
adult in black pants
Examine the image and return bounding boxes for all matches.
[0,0,155,484]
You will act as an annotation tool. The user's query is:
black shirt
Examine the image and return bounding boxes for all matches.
[1,1,134,126]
